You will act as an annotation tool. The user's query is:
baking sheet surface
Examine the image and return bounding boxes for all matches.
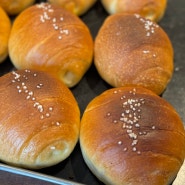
[0,0,185,184]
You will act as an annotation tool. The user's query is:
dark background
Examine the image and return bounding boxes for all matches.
[0,0,184,184]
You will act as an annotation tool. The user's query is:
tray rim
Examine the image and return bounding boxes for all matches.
[0,163,84,185]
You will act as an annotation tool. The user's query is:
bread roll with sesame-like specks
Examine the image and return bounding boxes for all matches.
[101,0,167,22]
[47,0,97,16]
[8,3,93,88]
[0,6,11,63]
[0,69,80,169]
[80,86,185,185]
[0,0,35,15]
[94,13,174,95]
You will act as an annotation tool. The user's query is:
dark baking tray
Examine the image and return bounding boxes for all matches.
[0,0,185,184]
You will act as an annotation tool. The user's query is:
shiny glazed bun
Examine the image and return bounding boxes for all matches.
[0,69,80,169]
[94,13,174,95]
[80,86,185,185]
[47,0,97,16]
[101,0,167,22]
[0,6,11,63]
[8,3,93,88]
[0,0,35,15]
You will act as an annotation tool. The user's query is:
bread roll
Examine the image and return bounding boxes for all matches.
[8,3,93,88]
[0,6,11,63]
[0,69,80,169]
[0,0,35,15]
[80,86,185,185]
[101,0,167,22]
[94,13,174,95]
[47,0,97,16]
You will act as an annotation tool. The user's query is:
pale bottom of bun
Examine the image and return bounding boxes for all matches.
[1,140,76,169]
[61,70,79,88]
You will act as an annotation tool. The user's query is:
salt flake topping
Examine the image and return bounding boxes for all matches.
[134,14,159,37]
[11,70,54,120]
[111,88,156,155]
[36,3,69,40]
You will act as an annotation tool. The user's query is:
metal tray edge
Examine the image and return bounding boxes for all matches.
[0,163,84,185]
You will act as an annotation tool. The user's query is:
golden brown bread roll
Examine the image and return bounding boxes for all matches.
[94,13,174,95]
[0,6,11,63]
[0,69,80,169]
[80,86,185,185]
[0,0,35,15]
[47,0,97,16]
[8,3,93,88]
[101,0,167,22]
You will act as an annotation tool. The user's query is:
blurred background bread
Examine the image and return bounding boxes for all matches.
[0,0,35,15]
[0,6,11,63]
[80,86,185,185]
[47,0,97,16]
[0,69,80,169]
[94,13,174,95]
[8,3,94,88]
[101,0,167,22]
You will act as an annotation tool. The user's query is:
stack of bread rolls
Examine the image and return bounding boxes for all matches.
[0,69,80,169]
[8,3,94,88]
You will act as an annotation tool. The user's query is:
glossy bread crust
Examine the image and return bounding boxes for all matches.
[8,3,93,87]
[0,69,80,169]
[101,0,167,22]
[80,86,185,185]
[94,13,174,95]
